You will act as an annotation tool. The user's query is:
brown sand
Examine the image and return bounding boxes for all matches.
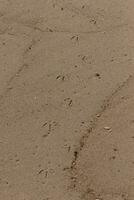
[0,0,134,199]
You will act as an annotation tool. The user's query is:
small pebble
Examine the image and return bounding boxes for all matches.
[95,73,101,79]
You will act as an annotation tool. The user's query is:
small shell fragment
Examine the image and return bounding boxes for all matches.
[104,126,110,130]
[104,126,112,132]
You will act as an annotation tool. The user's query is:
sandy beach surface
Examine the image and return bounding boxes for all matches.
[0,0,134,199]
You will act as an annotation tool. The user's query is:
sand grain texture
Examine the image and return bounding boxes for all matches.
[0,0,134,199]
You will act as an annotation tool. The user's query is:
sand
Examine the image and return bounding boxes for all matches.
[0,0,134,199]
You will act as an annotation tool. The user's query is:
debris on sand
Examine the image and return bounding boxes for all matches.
[104,126,112,132]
